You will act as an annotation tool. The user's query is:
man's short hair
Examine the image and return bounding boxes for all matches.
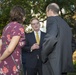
[30,17,39,24]
[46,3,60,14]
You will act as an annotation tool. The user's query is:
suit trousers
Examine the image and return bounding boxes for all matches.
[22,62,26,75]
[23,59,42,75]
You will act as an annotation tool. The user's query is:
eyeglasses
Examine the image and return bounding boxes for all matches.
[31,22,39,25]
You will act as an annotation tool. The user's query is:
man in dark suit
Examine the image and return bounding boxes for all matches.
[41,3,74,75]
[22,18,46,75]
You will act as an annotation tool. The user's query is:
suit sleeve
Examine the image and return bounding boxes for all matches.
[41,17,59,63]
[22,33,31,52]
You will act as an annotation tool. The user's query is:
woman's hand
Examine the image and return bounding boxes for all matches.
[0,39,2,51]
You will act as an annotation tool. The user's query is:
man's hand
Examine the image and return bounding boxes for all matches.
[31,43,39,51]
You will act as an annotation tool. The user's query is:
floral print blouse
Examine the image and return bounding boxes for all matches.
[0,22,25,75]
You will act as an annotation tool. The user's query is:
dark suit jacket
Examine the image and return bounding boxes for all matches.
[41,16,74,75]
[22,31,45,68]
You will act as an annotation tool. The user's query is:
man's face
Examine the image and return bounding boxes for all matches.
[31,19,40,31]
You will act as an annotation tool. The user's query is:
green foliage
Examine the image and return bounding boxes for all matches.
[67,61,76,75]
[68,73,76,75]
[0,0,76,38]
[73,61,76,72]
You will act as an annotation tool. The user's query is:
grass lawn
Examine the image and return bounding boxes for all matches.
[68,73,76,75]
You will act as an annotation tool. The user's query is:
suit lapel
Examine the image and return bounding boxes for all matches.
[32,32,37,43]
[40,31,43,46]
[32,31,44,45]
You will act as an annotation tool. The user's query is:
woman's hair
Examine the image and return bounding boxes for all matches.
[10,5,26,23]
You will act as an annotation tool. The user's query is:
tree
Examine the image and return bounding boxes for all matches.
[0,0,76,39]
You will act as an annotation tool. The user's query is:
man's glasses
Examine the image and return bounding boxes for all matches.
[31,22,39,25]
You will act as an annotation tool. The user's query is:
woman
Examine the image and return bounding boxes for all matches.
[0,5,26,75]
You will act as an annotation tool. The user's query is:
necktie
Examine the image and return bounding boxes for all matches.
[36,32,40,44]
